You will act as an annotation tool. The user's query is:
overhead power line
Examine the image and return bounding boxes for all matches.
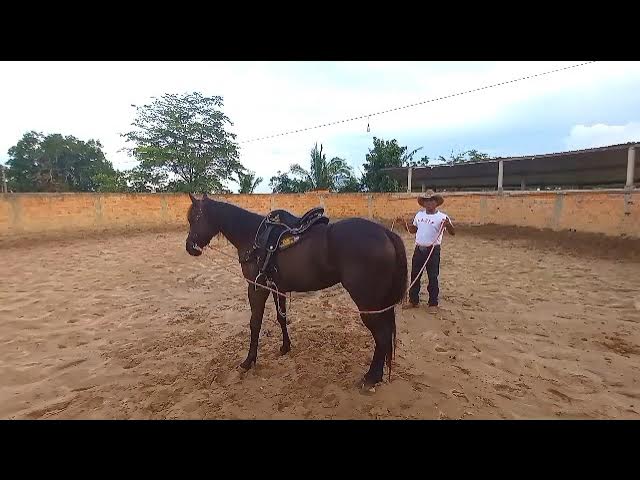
[238,61,597,145]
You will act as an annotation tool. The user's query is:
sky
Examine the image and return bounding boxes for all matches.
[1,61,639,193]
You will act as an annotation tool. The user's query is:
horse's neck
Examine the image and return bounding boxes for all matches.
[208,200,261,253]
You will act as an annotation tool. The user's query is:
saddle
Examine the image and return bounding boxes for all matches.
[245,206,329,284]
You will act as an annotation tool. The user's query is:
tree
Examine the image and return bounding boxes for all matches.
[336,174,362,193]
[289,143,354,191]
[237,169,263,194]
[122,92,242,193]
[6,131,116,192]
[269,171,312,193]
[465,149,492,163]
[361,137,424,192]
[406,155,430,168]
[92,170,129,193]
[438,149,492,165]
[124,166,169,193]
[270,143,359,193]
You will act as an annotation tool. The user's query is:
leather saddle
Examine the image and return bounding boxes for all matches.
[245,206,329,284]
[266,207,326,231]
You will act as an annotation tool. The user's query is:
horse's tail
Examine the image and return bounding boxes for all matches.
[385,229,408,307]
[384,229,408,382]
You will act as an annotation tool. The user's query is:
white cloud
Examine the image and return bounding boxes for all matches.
[565,122,640,150]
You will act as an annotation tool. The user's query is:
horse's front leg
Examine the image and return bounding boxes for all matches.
[273,291,291,355]
[239,285,269,371]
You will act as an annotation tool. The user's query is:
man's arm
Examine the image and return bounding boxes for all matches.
[444,216,455,235]
[398,216,418,234]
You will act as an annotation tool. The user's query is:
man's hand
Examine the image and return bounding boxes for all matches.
[396,216,416,234]
[406,218,418,234]
[443,216,455,235]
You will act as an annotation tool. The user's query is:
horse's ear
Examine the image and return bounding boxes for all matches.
[189,193,197,204]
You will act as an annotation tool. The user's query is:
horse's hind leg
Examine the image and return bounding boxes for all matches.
[342,271,395,390]
[361,311,394,390]
[273,292,291,355]
[240,285,269,371]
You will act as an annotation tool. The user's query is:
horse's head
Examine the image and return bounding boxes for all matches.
[186,193,219,256]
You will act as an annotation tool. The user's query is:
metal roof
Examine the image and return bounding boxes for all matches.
[382,142,639,190]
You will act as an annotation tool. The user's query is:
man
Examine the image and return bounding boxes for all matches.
[403,190,455,308]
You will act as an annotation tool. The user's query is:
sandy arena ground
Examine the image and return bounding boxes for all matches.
[1,228,639,419]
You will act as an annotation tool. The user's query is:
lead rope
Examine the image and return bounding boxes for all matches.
[267,279,288,318]
[199,220,446,316]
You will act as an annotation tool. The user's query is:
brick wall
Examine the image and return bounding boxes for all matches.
[0,190,638,242]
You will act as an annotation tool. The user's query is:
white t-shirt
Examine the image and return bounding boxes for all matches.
[413,210,451,246]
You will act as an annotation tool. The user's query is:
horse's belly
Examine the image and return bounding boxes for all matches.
[275,263,340,292]
[274,251,339,293]
[284,276,340,293]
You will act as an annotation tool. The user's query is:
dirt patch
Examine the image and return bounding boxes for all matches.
[458,224,640,262]
[1,229,639,419]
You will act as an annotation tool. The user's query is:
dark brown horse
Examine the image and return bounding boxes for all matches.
[185,194,407,390]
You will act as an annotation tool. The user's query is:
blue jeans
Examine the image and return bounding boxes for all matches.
[409,245,440,306]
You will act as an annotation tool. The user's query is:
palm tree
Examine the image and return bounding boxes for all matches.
[402,146,425,167]
[237,170,263,194]
[289,143,354,191]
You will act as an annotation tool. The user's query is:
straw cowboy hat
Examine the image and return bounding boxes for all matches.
[418,189,444,207]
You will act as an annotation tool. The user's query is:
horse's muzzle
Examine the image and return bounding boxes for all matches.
[186,240,203,256]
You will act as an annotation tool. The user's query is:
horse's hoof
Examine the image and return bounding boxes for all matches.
[360,383,377,394]
[360,377,380,394]
[279,345,291,356]
[238,360,254,371]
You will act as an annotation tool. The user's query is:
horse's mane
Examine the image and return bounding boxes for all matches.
[187,198,263,239]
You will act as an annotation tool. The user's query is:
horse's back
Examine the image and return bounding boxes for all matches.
[329,217,393,246]
[328,217,398,264]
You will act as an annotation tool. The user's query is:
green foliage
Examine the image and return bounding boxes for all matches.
[437,149,492,165]
[122,92,242,193]
[6,131,116,192]
[336,174,362,193]
[269,171,312,193]
[92,170,129,193]
[237,170,263,194]
[270,143,359,193]
[365,137,492,191]
[406,155,430,168]
[361,137,424,192]
[289,143,354,191]
[123,166,169,193]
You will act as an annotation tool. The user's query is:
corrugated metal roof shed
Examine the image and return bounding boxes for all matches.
[382,142,639,191]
